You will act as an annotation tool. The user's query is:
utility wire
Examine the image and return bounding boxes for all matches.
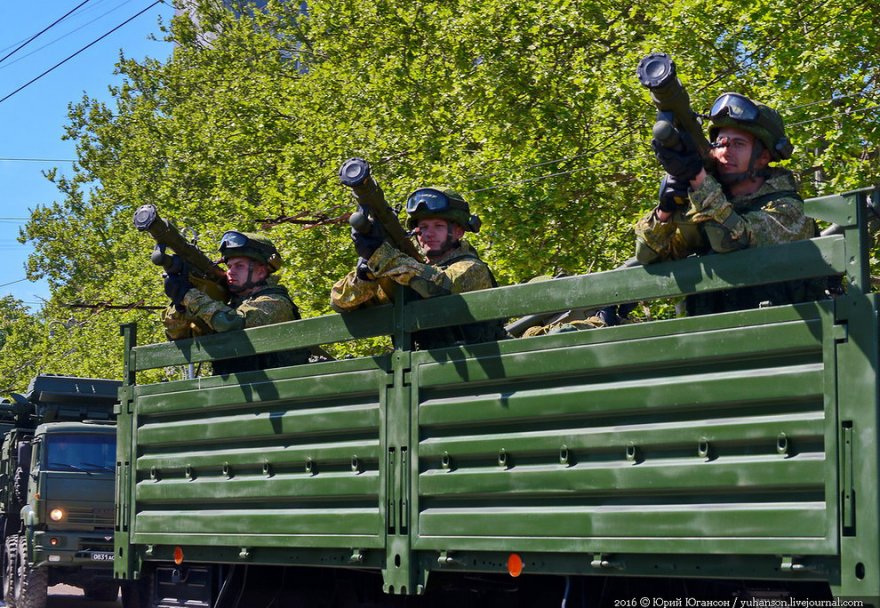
[789,103,880,127]
[0,0,140,72]
[0,0,94,66]
[0,0,164,106]
[0,158,76,163]
[0,278,29,289]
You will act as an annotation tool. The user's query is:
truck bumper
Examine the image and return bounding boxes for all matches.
[32,530,115,566]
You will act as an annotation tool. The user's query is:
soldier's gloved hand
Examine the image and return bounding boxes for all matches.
[355,257,375,282]
[351,221,385,260]
[652,131,703,182]
[164,272,192,307]
[658,174,690,213]
[595,305,621,327]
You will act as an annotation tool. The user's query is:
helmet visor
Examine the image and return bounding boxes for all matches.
[710,93,760,122]
[219,231,249,252]
[406,189,451,215]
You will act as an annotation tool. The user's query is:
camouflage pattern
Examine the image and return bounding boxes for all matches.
[635,168,813,263]
[634,208,709,265]
[163,281,296,340]
[405,188,475,231]
[220,232,282,271]
[331,240,495,312]
[522,317,606,338]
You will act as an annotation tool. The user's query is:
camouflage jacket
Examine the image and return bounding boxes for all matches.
[635,168,815,264]
[330,240,496,312]
[163,281,297,340]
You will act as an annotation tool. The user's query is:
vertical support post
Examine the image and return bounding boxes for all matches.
[114,324,139,581]
[382,287,424,595]
[832,188,880,598]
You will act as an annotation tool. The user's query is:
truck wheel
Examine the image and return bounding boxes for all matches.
[13,536,47,608]
[12,467,27,507]
[84,582,120,601]
[3,535,18,608]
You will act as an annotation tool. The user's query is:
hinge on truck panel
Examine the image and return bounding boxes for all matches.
[437,550,458,567]
[832,322,848,343]
[400,446,409,532]
[780,556,819,572]
[387,447,397,533]
[841,421,855,535]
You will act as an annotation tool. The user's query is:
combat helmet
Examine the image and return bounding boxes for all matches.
[218,231,282,272]
[405,187,482,233]
[708,93,793,161]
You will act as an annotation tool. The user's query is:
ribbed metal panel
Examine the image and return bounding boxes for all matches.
[130,358,389,550]
[64,506,115,528]
[411,307,834,556]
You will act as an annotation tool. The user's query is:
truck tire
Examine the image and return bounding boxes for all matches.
[13,536,47,608]
[3,535,17,608]
[12,467,27,508]
[84,582,120,601]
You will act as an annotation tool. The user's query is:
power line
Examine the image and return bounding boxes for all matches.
[0,0,94,65]
[0,0,165,106]
[0,158,76,163]
[0,0,140,73]
[788,103,880,127]
[0,278,29,288]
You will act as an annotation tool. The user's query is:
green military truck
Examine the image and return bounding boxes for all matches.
[115,186,879,606]
[1,375,120,608]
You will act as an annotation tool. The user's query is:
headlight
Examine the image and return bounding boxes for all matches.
[49,508,65,522]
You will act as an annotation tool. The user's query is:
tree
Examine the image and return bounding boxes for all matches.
[15,0,880,378]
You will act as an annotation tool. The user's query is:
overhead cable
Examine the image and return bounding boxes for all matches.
[0,0,93,65]
[0,0,164,106]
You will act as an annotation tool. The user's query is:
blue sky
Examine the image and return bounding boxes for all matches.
[1,0,174,308]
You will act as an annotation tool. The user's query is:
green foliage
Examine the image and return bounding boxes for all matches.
[7,0,879,380]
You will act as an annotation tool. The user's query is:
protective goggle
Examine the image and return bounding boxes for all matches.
[709,93,760,122]
[406,189,452,215]
[219,231,249,251]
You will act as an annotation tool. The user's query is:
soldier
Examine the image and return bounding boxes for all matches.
[162,231,309,374]
[331,187,506,349]
[634,92,823,314]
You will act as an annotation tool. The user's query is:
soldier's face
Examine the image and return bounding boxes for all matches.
[711,127,770,174]
[415,219,464,254]
[226,257,268,289]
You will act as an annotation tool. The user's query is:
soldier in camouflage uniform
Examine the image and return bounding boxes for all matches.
[162,231,309,374]
[634,92,823,314]
[331,187,506,349]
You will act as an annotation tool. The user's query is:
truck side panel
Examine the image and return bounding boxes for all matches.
[127,357,390,552]
[411,304,834,556]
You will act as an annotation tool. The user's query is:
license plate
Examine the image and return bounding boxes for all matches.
[91,552,114,561]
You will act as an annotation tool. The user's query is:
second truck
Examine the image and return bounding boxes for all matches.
[0,374,120,608]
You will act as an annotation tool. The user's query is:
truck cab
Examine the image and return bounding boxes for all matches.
[1,375,120,608]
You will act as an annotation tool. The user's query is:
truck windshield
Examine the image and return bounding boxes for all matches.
[45,433,115,472]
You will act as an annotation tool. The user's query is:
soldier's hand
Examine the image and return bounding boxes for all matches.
[351,221,384,260]
[594,305,621,327]
[657,174,690,213]
[164,272,193,306]
[355,257,375,282]
[652,131,702,182]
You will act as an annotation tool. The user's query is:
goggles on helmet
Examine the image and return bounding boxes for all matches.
[710,93,760,123]
[406,189,452,215]
[219,231,249,251]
